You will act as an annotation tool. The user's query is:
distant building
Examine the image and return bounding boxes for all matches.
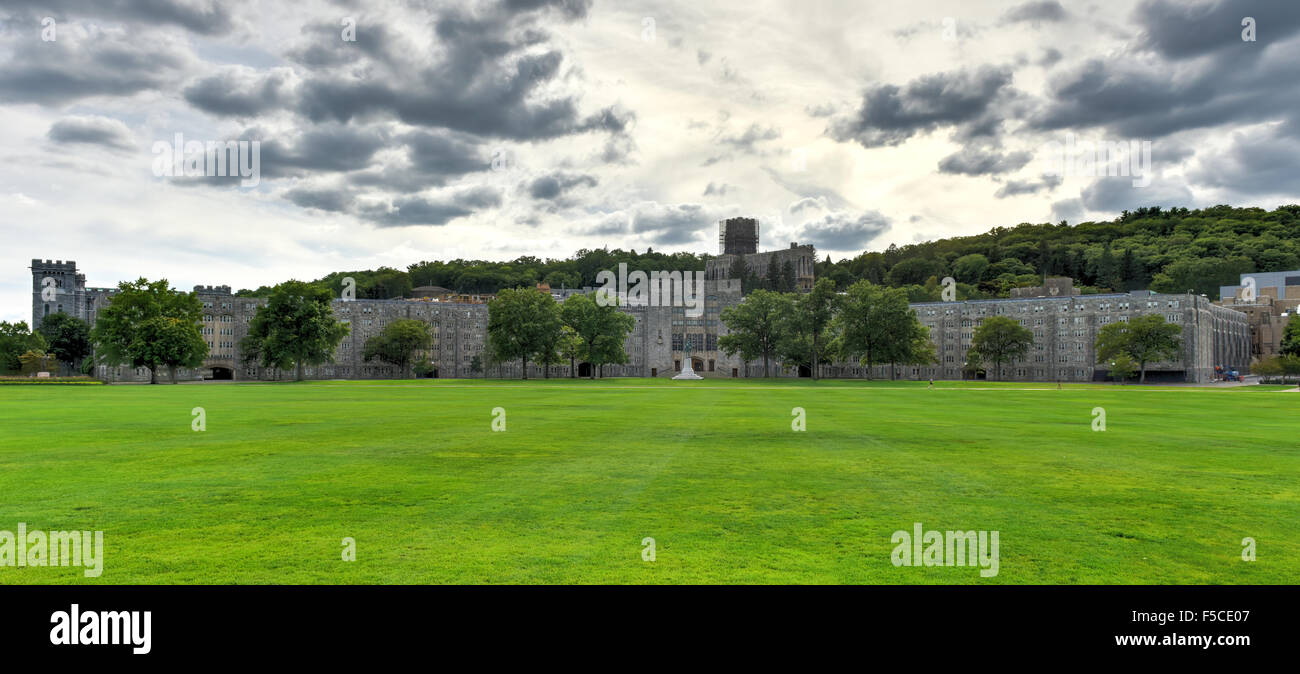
[31,227,1253,383]
[1216,270,1300,361]
[718,217,759,255]
[907,278,1250,383]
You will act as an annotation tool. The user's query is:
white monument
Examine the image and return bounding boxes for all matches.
[672,336,704,380]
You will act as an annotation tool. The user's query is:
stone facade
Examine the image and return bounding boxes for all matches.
[1216,271,1300,363]
[704,242,817,292]
[900,289,1251,383]
[33,239,1252,383]
[32,260,489,382]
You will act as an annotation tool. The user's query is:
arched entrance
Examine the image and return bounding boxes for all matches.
[577,362,592,378]
[798,365,811,378]
[211,366,234,380]
[692,357,704,371]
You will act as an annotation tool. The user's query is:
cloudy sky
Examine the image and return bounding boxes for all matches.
[2,0,1299,323]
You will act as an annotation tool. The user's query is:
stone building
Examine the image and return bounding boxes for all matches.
[30,260,488,382]
[892,279,1251,383]
[31,226,1252,383]
[704,241,817,292]
[1216,270,1300,362]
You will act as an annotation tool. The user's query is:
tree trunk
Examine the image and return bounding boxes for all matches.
[296,359,304,381]
[570,355,576,378]
[522,355,528,380]
[149,366,157,385]
[1139,362,1146,384]
[544,363,550,379]
[763,353,769,378]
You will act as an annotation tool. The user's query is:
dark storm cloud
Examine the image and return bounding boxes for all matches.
[794,211,891,251]
[284,186,352,213]
[1030,1,1300,140]
[826,66,1017,148]
[937,146,1031,176]
[0,30,191,105]
[360,186,504,227]
[1,0,235,35]
[183,68,295,118]
[256,125,391,178]
[1134,0,1300,61]
[287,5,629,142]
[1186,125,1300,196]
[47,116,134,150]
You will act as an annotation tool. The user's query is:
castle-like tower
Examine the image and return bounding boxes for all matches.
[30,259,89,332]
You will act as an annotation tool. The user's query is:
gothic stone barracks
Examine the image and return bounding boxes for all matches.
[30,222,1249,383]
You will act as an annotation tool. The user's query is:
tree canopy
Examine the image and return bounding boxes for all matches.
[241,281,350,381]
[1095,314,1182,384]
[89,278,206,384]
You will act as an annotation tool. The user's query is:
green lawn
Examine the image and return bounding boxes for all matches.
[0,378,1295,584]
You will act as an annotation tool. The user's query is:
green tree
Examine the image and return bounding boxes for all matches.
[784,278,837,380]
[1281,314,1300,357]
[1094,244,1121,291]
[363,319,433,378]
[1095,314,1182,384]
[1107,353,1137,384]
[487,287,562,379]
[37,313,91,373]
[242,281,350,381]
[765,256,782,291]
[718,289,790,378]
[832,281,919,379]
[559,292,635,379]
[90,278,206,384]
[780,260,796,292]
[952,254,990,285]
[557,325,583,378]
[0,321,46,375]
[18,349,54,376]
[971,315,1034,381]
[138,315,209,383]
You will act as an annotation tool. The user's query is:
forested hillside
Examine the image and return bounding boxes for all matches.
[237,205,1300,302]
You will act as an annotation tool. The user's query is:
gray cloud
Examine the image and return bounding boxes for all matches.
[360,186,504,227]
[795,210,891,252]
[47,115,134,151]
[994,174,1063,198]
[525,171,598,201]
[1135,0,1300,61]
[1001,1,1069,25]
[827,66,1017,148]
[183,68,296,118]
[0,29,191,105]
[1,0,236,35]
[1079,175,1195,214]
[938,146,1031,176]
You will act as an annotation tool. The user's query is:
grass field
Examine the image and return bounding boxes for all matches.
[0,378,1296,584]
